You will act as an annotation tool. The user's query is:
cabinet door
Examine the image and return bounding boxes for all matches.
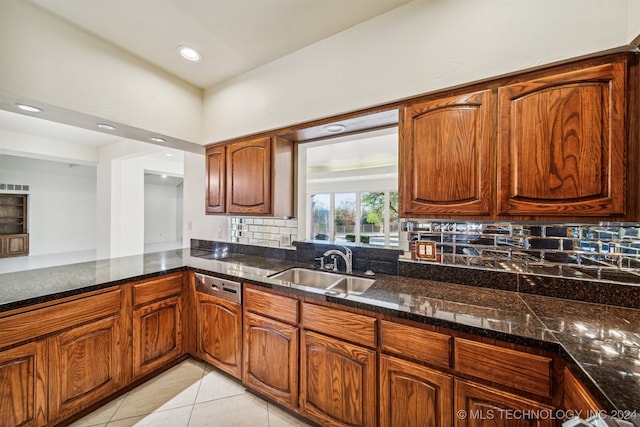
[133,296,183,379]
[197,293,242,379]
[6,234,28,257]
[497,61,626,217]
[227,137,272,215]
[300,330,376,427]
[379,355,453,427]
[0,341,47,427]
[400,90,493,217]
[454,379,554,427]
[243,312,298,408]
[48,316,124,423]
[205,145,226,213]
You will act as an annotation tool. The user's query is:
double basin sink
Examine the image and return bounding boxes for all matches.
[269,268,375,295]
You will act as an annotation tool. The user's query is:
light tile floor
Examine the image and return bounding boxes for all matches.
[69,359,312,427]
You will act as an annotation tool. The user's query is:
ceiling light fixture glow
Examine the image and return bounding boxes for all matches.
[16,103,43,113]
[151,137,166,143]
[97,123,116,130]
[323,124,346,133]
[178,45,202,62]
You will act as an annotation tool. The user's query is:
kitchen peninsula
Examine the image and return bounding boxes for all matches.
[1,245,638,426]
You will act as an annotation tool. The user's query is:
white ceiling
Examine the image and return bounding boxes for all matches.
[30,0,413,89]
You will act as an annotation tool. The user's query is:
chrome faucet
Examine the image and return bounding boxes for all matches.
[321,246,352,274]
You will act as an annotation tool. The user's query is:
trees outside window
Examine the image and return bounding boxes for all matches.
[311,191,398,247]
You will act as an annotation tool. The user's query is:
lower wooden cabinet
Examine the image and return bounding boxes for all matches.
[196,292,242,378]
[454,379,555,427]
[0,341,47,427]
[242,311,299,408]
[48,315,124,424]
[300,330,376,427]
[133,295,183,379]
[132,274,185,380]
[0,233,29,257]
[379,354,453,427]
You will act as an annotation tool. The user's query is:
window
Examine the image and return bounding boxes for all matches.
[299,126,399,248]
[310,191,399,247]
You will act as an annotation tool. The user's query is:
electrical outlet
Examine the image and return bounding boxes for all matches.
[415,241,437,260]
[280,235,291,247]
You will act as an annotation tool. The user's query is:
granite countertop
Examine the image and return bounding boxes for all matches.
[0,248,638,421]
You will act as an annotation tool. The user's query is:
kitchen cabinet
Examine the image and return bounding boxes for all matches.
[454,379,555,427]
[196,291,242,379]
[300,302,377,426]
[132,274,184,379]
[497,60,627,218]
[243,312,299,407]
[400,90,493,217]
[454,338,553,400]
[562,367,602,414]
[0,341,47,427]
[400,57,630,220]
[0,288,125,426]
[205,144,226,214]
[380,354,453,427]
[242,286,299,408]
[300,330,376,427]
[48,315,124,424]
[0,233,29,258]
[0,194,28,258]
[205,136,293,216]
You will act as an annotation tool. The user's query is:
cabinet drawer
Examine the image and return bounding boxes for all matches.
[302,303,376,348]
[244,286,298,325]
[454,338,552,398]
[0,289,122,350]
[133,273,183,306]
[380,320,451,368]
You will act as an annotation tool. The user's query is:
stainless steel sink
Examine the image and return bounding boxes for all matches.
[269,268,344,289]
[269,268,375,295]
[326,276,375,295]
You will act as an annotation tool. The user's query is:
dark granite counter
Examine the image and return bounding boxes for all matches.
[0,248,638,422]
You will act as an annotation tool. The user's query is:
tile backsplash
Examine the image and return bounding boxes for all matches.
[404,220,640,284]
[229,217,298,248]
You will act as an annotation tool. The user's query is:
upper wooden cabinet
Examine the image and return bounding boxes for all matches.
[205,136,293,216]
[401,90,493,217]
[400,57,631,220]
[205,145,226,214]
[497,60,627,217]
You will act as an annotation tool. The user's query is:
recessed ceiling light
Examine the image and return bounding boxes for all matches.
[16,103,43,113]
[162,174,168,178]
[97,123,116,130]
[151,137,166,143]
[323,124,346,133]
[177,45,202,62]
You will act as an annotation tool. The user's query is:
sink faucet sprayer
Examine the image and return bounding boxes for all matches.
[318,246,352,274]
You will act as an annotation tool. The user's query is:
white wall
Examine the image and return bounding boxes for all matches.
[202,0,634,143]
[630,0,640,43]
[182,151,228,248]
[0,0,202,143]
[144,182,181,244]
[97,141,184,258]
[0,156,97,255]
